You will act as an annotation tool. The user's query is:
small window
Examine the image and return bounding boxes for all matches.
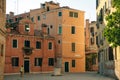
[31,17,33,21]
[15,18,18,21]
[96,36,98,45]
[48,42,52,50]
[50,25,53,29]
[0,44,4,56]
[13,39,17,48]
[38,16,40,21]
[74,12,78,18]
[58,40,61,44]
[69,12,78,18]
[58,26,62,34]
[47,6,50,11]
[25,24,30,32]
[58,12,62,16]
[69,12,73,17]
[71,26,75,34]
[91,38,94,45]
[109,47,114,60]
[35,58,42,66]
[48,28,50,34]
[48,58,54,66]
[12,57,19,67]
[72,60,75,67]
[24,40,30,47]
[72,43,75,52]
[90,27,94,32]
[36,41,41,49]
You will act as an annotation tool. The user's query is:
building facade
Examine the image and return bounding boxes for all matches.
[96,0,120,79]
[85,19,98,71]
[30,1,85,73]
[5,1,85,73]
[5,18,55,74]
[0,0,6,80]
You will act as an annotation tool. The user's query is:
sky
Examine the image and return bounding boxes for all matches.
[6,0,96,21]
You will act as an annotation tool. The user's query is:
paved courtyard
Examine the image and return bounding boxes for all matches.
[4,72,116,80]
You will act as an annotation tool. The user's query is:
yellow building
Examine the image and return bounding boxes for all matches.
[30,1,85,73]
[96,0,120,79]
[0,0,6,80]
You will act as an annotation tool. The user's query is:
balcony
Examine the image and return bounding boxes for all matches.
[22,47,33,55]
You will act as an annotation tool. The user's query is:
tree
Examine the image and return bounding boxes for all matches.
[104,0,120,47]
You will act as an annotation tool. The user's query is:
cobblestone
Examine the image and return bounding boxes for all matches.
[4,72,116,80]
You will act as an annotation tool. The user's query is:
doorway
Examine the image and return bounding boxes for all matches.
[65,62,69,72]
[24,60,29,73]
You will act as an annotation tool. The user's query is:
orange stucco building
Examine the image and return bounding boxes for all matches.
[5,18,55,74]
[5,1,85,73]
[30,1,85,72]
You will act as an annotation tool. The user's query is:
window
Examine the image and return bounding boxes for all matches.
[25,24,30,32]
[15,18,18,21]
[69,12,74,17]
[69,12,78,18]
[50,25,53,29]
[13,39,17,48]
[36,41,41,49]
[71,26,75,34]
[38,16,40,21]
[72,60,75,67]
[90,27,94,33]
[0,44,4,56]
[48,42,52,50]
[58,40,61,44]
[74,12,78,18]
[47,6,50,11]
[58,26,62,34]
[31,17,34,21]
[91,38,94,44]
[48,28,50,34]
[24,40,30,47]
[48,58,54,66]
[58,12,62,16]
[96,36,98,45]
[12,57,19,67]
[72,43,75,52]
[35,58,42,66]
[109,47,114,60]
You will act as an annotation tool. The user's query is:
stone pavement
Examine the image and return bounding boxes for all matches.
[4,72,116,80]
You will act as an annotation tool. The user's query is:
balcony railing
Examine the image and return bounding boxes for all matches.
[22,47,33,55]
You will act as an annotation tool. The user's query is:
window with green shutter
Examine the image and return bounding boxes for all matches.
[58,12,62,16]
[58,26,62,34]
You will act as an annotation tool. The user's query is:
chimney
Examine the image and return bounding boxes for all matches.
[9,12,14,17]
